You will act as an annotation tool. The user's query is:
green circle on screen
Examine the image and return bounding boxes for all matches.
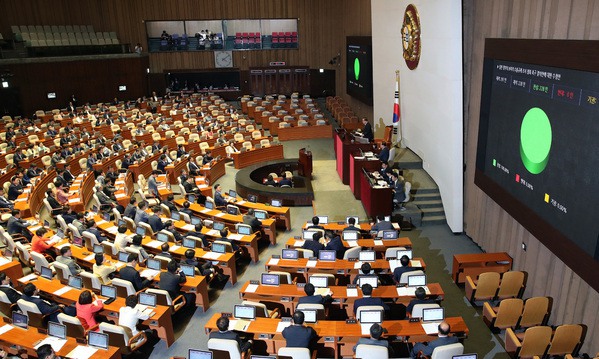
[354,58,360,80]
[520,107,552,174]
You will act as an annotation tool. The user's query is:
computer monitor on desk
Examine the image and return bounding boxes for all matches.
[359,309,383,324]
[309,276,329,288]
[358,276,379,288]
[343,231,359,241]
[234,305,256,320]
[282,249,299,259]
[396,249,413,259]
[317,216,328,224]
[318,250,336,261]
[189,349,213,359]
[297,309,318,323]
[407,274,427,287]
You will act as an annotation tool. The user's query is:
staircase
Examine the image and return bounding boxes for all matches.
[392,147,447,227]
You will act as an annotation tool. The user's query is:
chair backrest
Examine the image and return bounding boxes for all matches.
[520,297,551,329]
[111,278,136,297]
[146,288,173,306]
[278,347,311,359]
[17,298,42,315]
[56,215,68,233]
[356,305,384,321]
[494,298,523,329]
[15,241,32,266]
[207,338,241,359]
[296,248,313,258]
[474,272,501,300]
[99,322,131,346]
[431,343,464,359]
[58,313,86,338]
[355,344,389,359]
[519,326,552,358]
[124,247,144,263]
[52,260,71,282]
[30,251,51,274]
[79,271,102,291]
[399,270,425,284]
[137,221,154,237]
[343,246,361,260]
[268,271,293,285]
[241,300,269,317]
[213,240,233,253]
[547,324,584,356]
[384,246,407,259]
[412,303,441,318]
[497,271,526,299]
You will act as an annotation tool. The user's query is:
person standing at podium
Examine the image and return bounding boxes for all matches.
[361,118,374,142]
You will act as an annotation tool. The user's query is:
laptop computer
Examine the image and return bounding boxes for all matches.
[382,230,398,240]
[88,331,109,350]
[118,251,130,263]
[282,249,299,260]
[191,216,202,225]
[93,244,104,254]
[189,349,213,359]
[234,305,256,320]
[156,232,170,243]
[100,285,117,299]
[396,249,413,259]
[407,274,427,287]
[72,236,83,247]
[247,194,257,203]
[297,309,317,323]
[183,237,196,249]
[118,219,126,227]
[68,276,83,290]
[180,264,195,277]
[187,194,196,203]
[48,321,67,340]
[317,216,328,224]
[228,189,237,198]
[309,276,329,288]
[343,231,359,241]
[303,230,319,240]
[135,226,146,236]
[261,273,280,286]
[271,199,282,207]
[213,222,225,231]
[212,243,226,254]
[12,312,28,329]
[171,211,181,221]
[250,356,277,359]
[40,266,54,280]
[358,250,376,262]
[226,206,238,215]
[139,292,157,307]
[204,201,214,210]
[238,225,251,235]
[147,258,161,271]
[318,250,336,261]
[358,276,379,288]
[453,355,477,359]
[254,210,267,220]
[358,309,383,335]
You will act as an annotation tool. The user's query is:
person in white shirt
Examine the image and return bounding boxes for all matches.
[92,253,117,285]
[114,225,131,252]
[119,295,150,336]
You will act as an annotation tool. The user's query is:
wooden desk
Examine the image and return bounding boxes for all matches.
[239,281,443,316]
[360,171,393,218]
[277,124,333,141]
[350,153,381,200]
[334,130,375,185]
[264,257,425,282]
[0,318,120,359]
[226,196,291,231]
[452,252,513,284]
[20,276,176,347]
[231,145,284,169]
[176,200,277,245]
[204,313,468,359]
[0,259,24,286]
[201,157,226,185]
[14,170,56,218]
[284,236,412,251]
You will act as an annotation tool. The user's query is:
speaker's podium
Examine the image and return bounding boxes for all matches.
[360,168,393,217]
[334,129,375,185]
[298,148,312,180]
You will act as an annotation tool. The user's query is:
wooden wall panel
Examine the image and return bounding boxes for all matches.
[463,0,599,353]
[0,0,372,119]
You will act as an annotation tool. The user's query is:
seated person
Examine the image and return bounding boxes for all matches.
[183,249,214,277]
[213,184,228,207]
[353,323,392,354]
[410,321,458,358]
[130,234,150,263]
[119,295,151,336]
[393,255,419,284]
[164,220,184,243]
[8,210,32,241]
[209,316,252,353]
[324,233,346,259]
[75,290,104,330]
[307,216,324,230]
[264,175,277,187]
[158,243,173,259]
[302,231,325,257]
[344,217,360,232]
[21,283,76,323]
[56,246,83,276]
[406,287,437,316]
[279,173,293,187]
[118,253,151,291]
[0,188,14,210]
[148,206,164,233]
[218,228,239,252]
[298,283,332,305]
[93,253,117,285]
[84,219,108,243]
[282,311,317,350]
[159,259,195,306]
[37,344,58,359]
[242,208,262,233]
[162,194,178,213]
[114,224,131,252]
[372,214,393,231]
[353,283,389,315]
[124,198,138,219]
[202,150,214,165]
[180,201,193,217]
[30,228,54,256]
[185,223,209,248]
[353,263,380,285]
[0,272,21,303]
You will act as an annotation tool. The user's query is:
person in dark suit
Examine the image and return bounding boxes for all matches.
[0,188,14,210]
[353,263,380,285]
[264,175,277,187]
[361,118,374,142]
[282,311,317,349]
[324,234,346,259]
[84,220,108,243]
[344,217,360,232]
[176,144,188,158]
[7,177,23,201]
[298,283,332,305]
[279,174,293,187]
[62,164,74,184]
[242,209,262,233]
[134,201,150,224]
[7,210,32,241]
[162,195,178,213]
[157,155,168,173]
[185,223,209,248]
[406,287,437,315]
[0,272,21,303]
[302,232,324,257]
[188,157,201,176]
[410,321,459,358]
[152,141,162,153]
[218,229,239,252]
[124,198,138,219]
[213,184,228,207]
[159,259,195,306]
[183,177,201,195]
[147,172,160,198]
[164,220,184,243]
[209,316,252,352]
[183,249,215,277]
[158,243,173,259]
[353,323,391,354]
[21,283,76,323]
[390,172,407,209]
[379,162,392,183]
[307,216,325,230]
[393,255,419,284]
[180,201,193,217]
[372,215,393,231]
[148,206,165,233]
[26,164,41,179]
[118,254,151,291]
[378,142,390,163]
[353,284,389,315]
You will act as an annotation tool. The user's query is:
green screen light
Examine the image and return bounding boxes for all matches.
[354,58,360,80]
[520,107,552,174]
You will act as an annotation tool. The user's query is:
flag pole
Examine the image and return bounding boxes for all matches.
[393,70,402,148]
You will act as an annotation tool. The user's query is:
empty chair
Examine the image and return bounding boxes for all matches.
[267,271,294,285]
[411,303,441,318]
[465,272,500,304]
[52,260,72,283]
[505,326,552,359]
[430,343,464,359]
[483,298,523,331]
[58,313,92,338]
[278,347,311,359]
[146,288,186,314]
[497,271,526,300]
[399,270,426,285]
[207,338,246,359]
[99,322,148,356]
[547,324,585,357]
[519,297,551,329]
[111,278,137,297]
[343,246,361,260]
[356,305,385,322]
[241,300,279,318]
[30,251,54,275]
[79,271,102,291]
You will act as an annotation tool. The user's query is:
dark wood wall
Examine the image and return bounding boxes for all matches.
[0,0,372,119]
[2,56,149,115]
